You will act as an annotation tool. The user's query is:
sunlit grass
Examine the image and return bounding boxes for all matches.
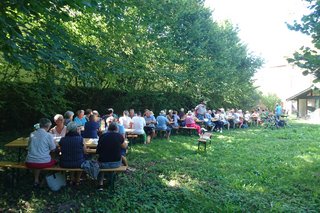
[0,123,319,211]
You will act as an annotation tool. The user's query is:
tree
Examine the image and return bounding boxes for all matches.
[259,93,282,112]
[287,0,320,82]
[0,0,263,121]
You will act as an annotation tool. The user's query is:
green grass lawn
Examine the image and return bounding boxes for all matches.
[0,123,319,212]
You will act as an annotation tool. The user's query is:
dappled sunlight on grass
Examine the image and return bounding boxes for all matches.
[242,183,266,193]
[1,123,320,211]
[295,154,318,163]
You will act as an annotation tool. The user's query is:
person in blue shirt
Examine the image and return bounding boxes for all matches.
[275,103,282,119]
[144,110,157,144]
[74,110,87,126]
[82,114,100,138]
[156,110,172,140]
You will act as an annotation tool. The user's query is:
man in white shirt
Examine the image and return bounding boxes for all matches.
[119,110,132,129]
[26,118,57,187]
[131,112,146,143]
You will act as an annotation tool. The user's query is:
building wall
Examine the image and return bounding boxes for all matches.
[298,99,307,118]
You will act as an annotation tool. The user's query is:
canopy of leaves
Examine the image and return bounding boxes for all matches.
[0,0,263,121]
[287,0,320,82]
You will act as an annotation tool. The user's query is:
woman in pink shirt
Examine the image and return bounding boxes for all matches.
[185,111,202,135]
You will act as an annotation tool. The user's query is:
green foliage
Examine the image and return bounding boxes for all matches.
[0,0,262,118]
[287,0,320,82]
[259,93,282,111]
[1,123,320,211]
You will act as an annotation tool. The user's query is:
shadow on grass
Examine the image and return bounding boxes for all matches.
[1,123,320,211]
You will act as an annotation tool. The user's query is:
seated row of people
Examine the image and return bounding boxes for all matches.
[26,118,127,189]
[49,106,277,145]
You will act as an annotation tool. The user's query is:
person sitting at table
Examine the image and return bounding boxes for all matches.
[178,108,186,127]
[82,114,100,138]
[59,122,87,186]
[226,109,236,128]
[185,111,202,136]
[131,112,146,144]
[96,122,128,190]
[220,108,230,130]
[144,109,157,144]
[25,118,57,187]
[166,110,173,122]
[113,116,128,166]
[50,114,67,137]
[119,110,132,129]
[129,109,135,119]
[172,110,180,129]
[74,110,87,127]
[93,110,100,117]
[244,110,252,126]
[251,110,260,126]
[156,110,172,140]
[260,109,269,123]
[204,110,214,131]
[85,108,93,122]
[213,109,224,133]
[64,110,74,125]
[234,109,243,128]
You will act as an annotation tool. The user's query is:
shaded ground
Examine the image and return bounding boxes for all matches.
[0,123,319,212]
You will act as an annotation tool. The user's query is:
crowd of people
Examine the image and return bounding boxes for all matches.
[25,100,285,189]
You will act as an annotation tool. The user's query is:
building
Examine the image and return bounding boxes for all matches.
[286,85,320,120]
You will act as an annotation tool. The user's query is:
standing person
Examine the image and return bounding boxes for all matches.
[25,118,57,187]
[96,122,127,190]
[131,112,146,143]
[59,122,87,186]
[144,110,157,144]
[195,100,206,121]
[275,103,282,119]
[50,114,67,137]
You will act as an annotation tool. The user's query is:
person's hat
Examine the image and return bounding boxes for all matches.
[160,110,165,115]
[187,111,192,115]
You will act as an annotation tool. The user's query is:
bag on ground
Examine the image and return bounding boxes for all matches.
[46,172,66,191]
[81,160,100,180]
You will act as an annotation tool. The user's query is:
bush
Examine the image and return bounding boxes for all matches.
[0,82,196,130]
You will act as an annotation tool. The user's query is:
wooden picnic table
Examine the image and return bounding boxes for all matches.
[5,137,99,148]
[5,137,100,162]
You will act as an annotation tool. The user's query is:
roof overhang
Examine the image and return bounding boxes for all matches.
[286,86,313,101]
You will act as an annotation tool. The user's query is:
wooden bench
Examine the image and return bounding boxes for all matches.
[0,161,127,191]
[198,132,212,151]
[126,134,139,144]
[180,127,197,136]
